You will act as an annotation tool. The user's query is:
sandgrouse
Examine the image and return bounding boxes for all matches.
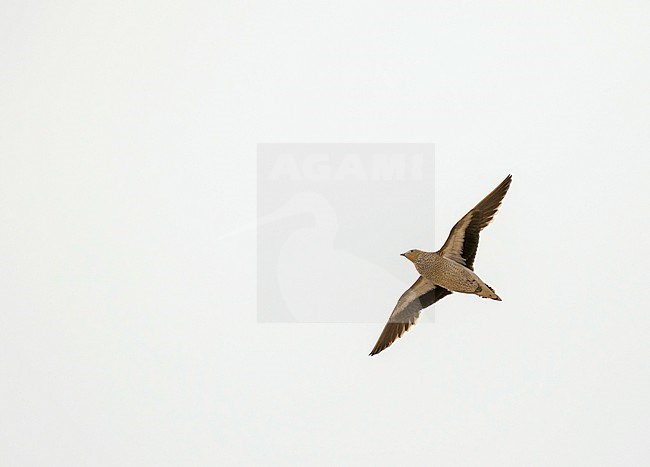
[369,175,512,356]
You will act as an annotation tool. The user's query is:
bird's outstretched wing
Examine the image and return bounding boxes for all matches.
[439,174,512,270]
[369,277,451,356]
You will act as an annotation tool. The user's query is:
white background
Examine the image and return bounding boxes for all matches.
[2,2,649,466]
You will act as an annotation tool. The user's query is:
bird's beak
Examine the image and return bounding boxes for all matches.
[400,253,406,257]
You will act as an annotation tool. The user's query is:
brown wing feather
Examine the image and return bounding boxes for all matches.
[369,277,451,356]
[439,174,512,270]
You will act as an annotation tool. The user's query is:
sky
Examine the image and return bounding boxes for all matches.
[1,1,650,466]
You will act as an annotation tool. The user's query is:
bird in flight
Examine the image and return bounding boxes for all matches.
[369,174,512,356]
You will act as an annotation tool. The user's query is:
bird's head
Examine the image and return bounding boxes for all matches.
[401,249,424,263]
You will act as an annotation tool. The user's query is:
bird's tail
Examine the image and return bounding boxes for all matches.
[478,284,501,301]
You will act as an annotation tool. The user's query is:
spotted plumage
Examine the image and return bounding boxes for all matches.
[413,251,499,298]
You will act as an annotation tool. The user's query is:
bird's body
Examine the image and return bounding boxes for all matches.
[370,174,512,356]
[411,251,501,300]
